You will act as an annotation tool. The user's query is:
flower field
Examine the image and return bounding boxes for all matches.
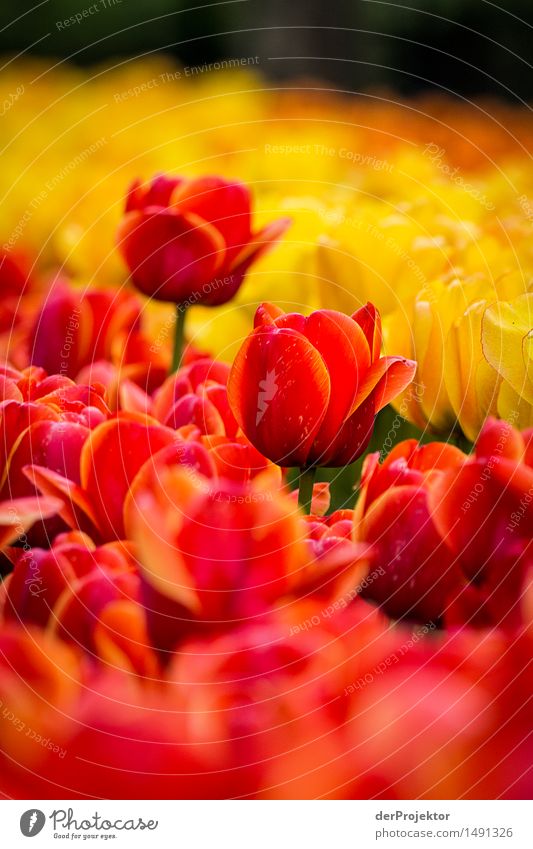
[0,58,531,800]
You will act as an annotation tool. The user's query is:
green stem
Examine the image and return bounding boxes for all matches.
[297,466,317,515]
[170,305,187,374]
[449,427,473,455]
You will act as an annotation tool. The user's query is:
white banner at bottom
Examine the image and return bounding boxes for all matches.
[1,799,531,848]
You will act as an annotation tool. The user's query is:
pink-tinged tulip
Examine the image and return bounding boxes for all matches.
[30,281,137,374]
[1,533,138,643]
[25,414,178,542]
[354,419,533,628]
[148,357,238,435]
[228,302,417,469]
[117,174,290,305]
[28,280,172,389]
[354,440,468,622]
[116,356,278,485]
[0,367,109,543]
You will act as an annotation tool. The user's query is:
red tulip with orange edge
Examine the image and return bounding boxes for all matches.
[24,413,177,543]
[227,301,417,512]
[0,366,109,544]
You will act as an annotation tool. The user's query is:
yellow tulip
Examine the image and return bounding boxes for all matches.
[384,273,530,439]
[482,293,533,429]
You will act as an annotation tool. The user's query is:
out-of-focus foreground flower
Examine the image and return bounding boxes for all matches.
[355,418,533,628]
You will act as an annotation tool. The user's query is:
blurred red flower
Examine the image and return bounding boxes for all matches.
[117,174,290,304]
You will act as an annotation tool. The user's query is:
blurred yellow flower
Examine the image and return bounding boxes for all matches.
[482,293,533,430]
[383,272,530,440]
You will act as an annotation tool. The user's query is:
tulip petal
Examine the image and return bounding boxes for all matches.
[352,302,382,362]
[482,294,533,405]
[172,176,252,262]
[117,208,226,302]
[2,420,89,500]
[228,325,331,467]
[125,174,183,211]
[358,485,457,621]
[200,218,291,308]
[304,310,371,462]
[317,393,375,467]
[80,416,176,539]
[231,217,291,273]
[428,462,533,575]
[352,355,417,415]
[254,302,286,328]
[475,417,526,462]
[23,465,100,538]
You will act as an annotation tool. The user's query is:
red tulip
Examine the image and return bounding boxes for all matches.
[228,302,417,468]
[1,534,140,652]
[124,461,369,652]
[0,366,109,544]
[117,174,290,305]
[354,420,533,628]
[29,279,172,390]
[26,414,178,542]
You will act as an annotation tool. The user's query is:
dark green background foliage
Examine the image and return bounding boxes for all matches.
[1,0,532,100]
